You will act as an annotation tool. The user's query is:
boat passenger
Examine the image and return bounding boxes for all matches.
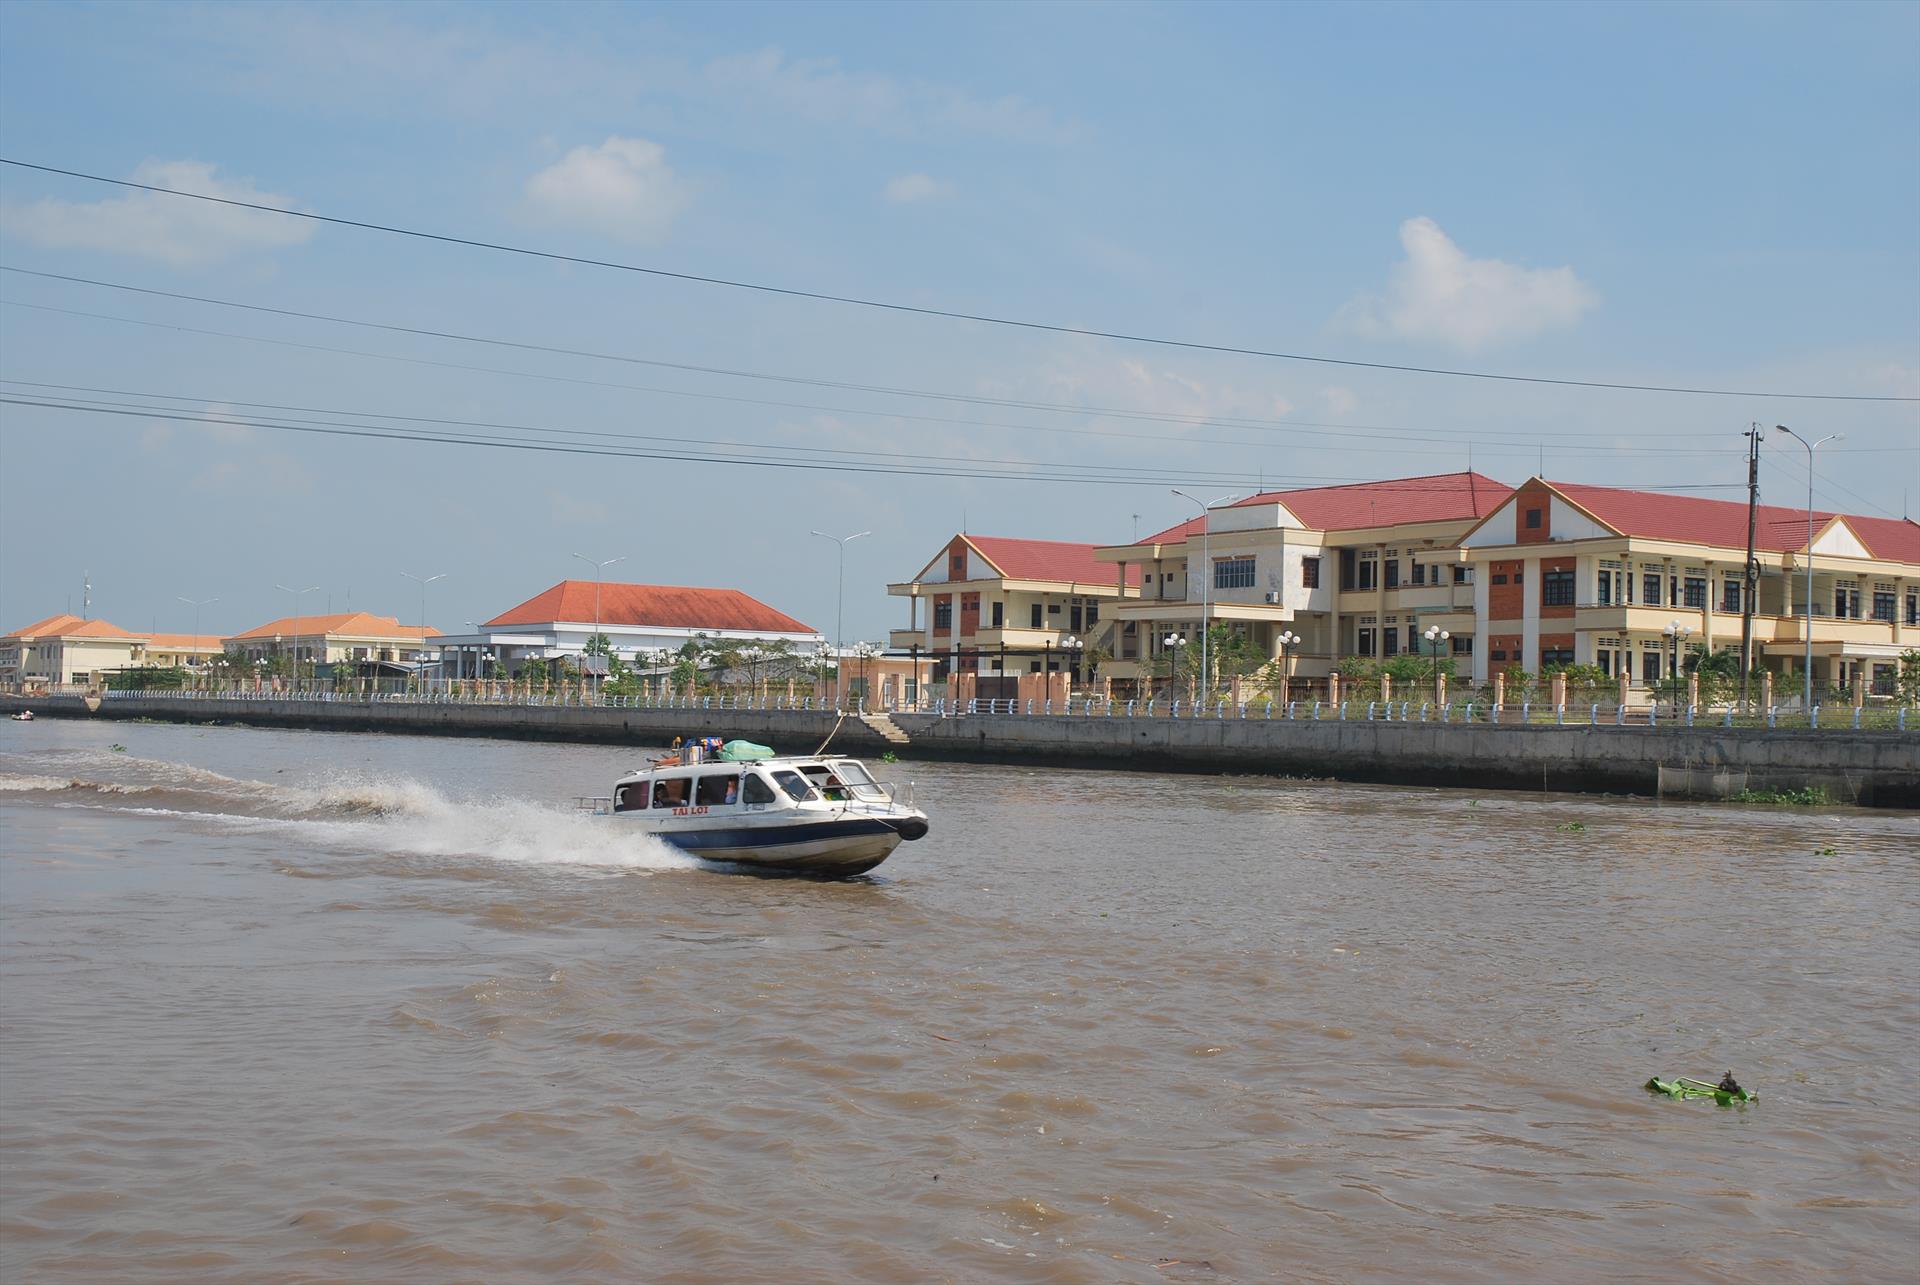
[655,779,688,808]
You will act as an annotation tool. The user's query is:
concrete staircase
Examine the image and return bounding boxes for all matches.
[859,712,911,745]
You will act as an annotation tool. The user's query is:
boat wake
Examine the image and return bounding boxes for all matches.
[0,751,697,873]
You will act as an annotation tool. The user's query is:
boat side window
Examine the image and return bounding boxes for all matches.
[614,782,650,812]
[695,774,737,807]
[654,777,689,808]
[741,774,777,805]
[770,769,817,802]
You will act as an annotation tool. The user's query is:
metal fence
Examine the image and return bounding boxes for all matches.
[85,685,1917,731]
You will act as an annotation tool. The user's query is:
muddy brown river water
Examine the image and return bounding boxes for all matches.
[1,720,1915,1283]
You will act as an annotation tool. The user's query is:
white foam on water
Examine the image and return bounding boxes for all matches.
[0,773,75,792]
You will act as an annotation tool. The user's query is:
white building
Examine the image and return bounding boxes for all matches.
[439,580,822,677]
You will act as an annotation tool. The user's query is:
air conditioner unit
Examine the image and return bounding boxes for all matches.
[1264,591,1282,604]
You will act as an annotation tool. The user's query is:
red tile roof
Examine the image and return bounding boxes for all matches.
[484,581,815,634]
[1551,481,1920,561]
[143,633,226,651]
[229,612,439,641]
[1233,471,1513,530]
[1137,472,1512,544]
[967,536,1143,586]
[3,613,142,640]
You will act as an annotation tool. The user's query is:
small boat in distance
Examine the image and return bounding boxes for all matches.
[577,739,929,876]
[8,710,33,721]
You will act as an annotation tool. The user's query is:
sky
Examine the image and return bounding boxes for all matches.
[0,0,1915,644]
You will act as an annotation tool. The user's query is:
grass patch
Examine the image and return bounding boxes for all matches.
[1730,785,1832,806]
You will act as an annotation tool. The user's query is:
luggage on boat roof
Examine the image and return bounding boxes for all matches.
[718,740,775,761]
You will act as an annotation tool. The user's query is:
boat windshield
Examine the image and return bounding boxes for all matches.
[829,760,890,802]
[770,769,817,802]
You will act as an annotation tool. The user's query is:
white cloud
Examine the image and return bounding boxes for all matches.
[523,137,690,244]
[1336,217,1598,351]
[884,173,952,204]
[706,47,1075,144]
[0,160,312,268]
[1321,385,1360,416]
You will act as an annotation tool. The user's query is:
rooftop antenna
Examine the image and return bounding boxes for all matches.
[1538,444,1544,478]
[1132,513,1141,540]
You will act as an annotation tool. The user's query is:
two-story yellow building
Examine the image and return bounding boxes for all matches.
[0,614,145,688]
[1454,478,1920,700]
[1094,472,1512,696]
[224,612,440,667]
[887,534,1141,697]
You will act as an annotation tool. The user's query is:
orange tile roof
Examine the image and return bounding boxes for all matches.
[143,633,226,651]
[484,581,815,634]
[228,612,439,641]
[3,613,143,640]
[966,536,1143,586]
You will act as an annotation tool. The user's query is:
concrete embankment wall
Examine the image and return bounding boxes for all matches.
[7,694,1918,807]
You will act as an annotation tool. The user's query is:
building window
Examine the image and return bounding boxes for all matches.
[1643,573,1662,606]
[1384,559,1400,590]
[1382,628,1399,657]
[1541,569,1575,607]
[1872,591,1895,623]
[1357,557,1378,591]
[1683,577,1706,609]
[1301,557,1320,589]
[1541,647,1575,668]
[1086,602,1100,625]
[1491,573,1508,585]
[1596,648,1612,676]
[1030,603,1043,629]
[1491,648,1507,662]
[1453,565,1472,585]
[1525,508,1542,529]
[1410,561,1427,586]
[1722,580,1742,613]
[1908,593,1918,625]
[934,600,953,630]
[1213,557,1255,590]
[1643,651,1662,683]
[1513,572,1523,586]
[1450,635,1472,655]
[1834,585,1860,619]
[1356,627,1375,656]
[991,601,1004,628]
[1597,571,1612,606]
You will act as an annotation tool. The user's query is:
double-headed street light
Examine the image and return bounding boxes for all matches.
[177,595,218,684]
[274,583,318,687]
[1170,489,1241,703]
[1422,624,1451,705]
[1061,634,1084,689]
[1162,631,1186,698]
[810,530,870,707]
[571,553,626,682]
[1774,426,1842,712]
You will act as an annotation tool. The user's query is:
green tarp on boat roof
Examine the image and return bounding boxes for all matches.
[718,740,776,761]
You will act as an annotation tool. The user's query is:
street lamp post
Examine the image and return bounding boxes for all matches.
[1664,620,1693,714]
[570,553,627,686]
[400,569,446,681]
[1170,489,1241,705]
[1274,629,1300,706]
[1061,634,1084,692]
[813,643,836,705]
[176,595,218,687]
[1422,625,1451,707]
[1774,426,1842,712]
[274,583,318,689]
[810,530,870,708]
[1162,632,1186,701]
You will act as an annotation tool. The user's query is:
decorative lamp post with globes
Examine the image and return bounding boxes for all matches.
[1423,624,1451,707]
[1162,632,1186,701]
[1274,629,1300,706]
[1664,620,1694,715]
[1061,634,1084,692]
[1774,425,1842,711]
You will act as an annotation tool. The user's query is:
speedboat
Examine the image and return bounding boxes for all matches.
[8,710,32,721]
[577,740,929,876]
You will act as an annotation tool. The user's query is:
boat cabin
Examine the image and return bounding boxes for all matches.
[609,758,892,815]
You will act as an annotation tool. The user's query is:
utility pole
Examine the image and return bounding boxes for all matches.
[1739,424,1762,711]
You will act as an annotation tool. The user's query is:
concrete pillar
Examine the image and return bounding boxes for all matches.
[1328,671,1340,705]
[1618,673,1629,708]
[1229,674,1244,706]
[1551,672,1567,707]
[1687,672,1699,708]
[1762,669,1773,708]
[1436,673,1448,706]
[1380,673,1392,704]
[1852,665,1865,708]
[1493,671,1506,707]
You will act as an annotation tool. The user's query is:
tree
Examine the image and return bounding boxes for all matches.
[1897,650,1920,707]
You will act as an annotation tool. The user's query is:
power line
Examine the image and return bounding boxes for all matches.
[19,298,1909,466]
[0,388,1748,495]
[0,267,1760,443]
[2,157,1912,404]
